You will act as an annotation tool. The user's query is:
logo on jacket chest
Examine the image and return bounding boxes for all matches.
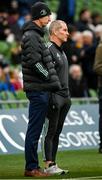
[56,53,61,61]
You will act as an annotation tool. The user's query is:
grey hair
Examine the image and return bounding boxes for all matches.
[49,20,66,35]
[69,64,83,76]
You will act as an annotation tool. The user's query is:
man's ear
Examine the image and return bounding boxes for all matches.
[54,30,58,36]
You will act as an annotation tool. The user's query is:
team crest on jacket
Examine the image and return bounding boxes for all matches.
[56,53,61,60]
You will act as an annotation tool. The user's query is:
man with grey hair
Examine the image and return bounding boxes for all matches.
[43,20,71,174]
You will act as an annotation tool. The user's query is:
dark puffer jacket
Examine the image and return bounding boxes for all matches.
[21,21,61,92]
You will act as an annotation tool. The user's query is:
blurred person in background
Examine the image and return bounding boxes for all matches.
[94,24,102,44]
[8,9,21,41]
[43,20,71,175]
[0,60,8,107]
[18,10,32,27]
[81,30,98,91]
[89,11,101,32]
[1,61,18,99]
[10,40,22,65]
[75,8,91,32]
[9,69,23,91]
[0,8,9,40]
[0,57,18,103]
[21,2,61,177]
[94,31,102,153]
[67,31,84,65]
[69,64,89,97]
[62,24,77,65]
[0,60,7,94]
[91,12,102,28]
[63,28,84,66]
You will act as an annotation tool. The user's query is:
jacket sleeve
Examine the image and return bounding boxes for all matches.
[93,44,102,76]
[22,33,49,80]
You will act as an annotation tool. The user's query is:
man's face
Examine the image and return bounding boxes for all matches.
[39,15,51,27]
[82,11,91,22]
[83,35,93,45]
[55,23,69,43]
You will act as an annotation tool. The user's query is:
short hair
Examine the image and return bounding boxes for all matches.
[49,20,66,35]
[69,64,83,76]
[91,12,101,20]
[79,8,89,18]
[95,24,102,33]
[82,30,93,38]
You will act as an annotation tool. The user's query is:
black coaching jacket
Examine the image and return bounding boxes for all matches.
[49,42,70,97]
[21,21,61,92]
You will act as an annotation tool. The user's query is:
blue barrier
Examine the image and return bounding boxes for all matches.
[0,102,99,154]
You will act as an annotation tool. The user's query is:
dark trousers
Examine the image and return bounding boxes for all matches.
[98,87,102,148]
[44,94,71,162]
[25,91,49,170]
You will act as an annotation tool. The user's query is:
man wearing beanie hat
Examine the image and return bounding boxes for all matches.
[21,1,61,178]
[31,2,51,20]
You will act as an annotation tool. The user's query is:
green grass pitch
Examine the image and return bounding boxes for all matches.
[0,149,102,179]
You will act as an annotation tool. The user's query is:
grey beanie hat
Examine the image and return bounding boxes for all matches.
[31,2,51,20]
